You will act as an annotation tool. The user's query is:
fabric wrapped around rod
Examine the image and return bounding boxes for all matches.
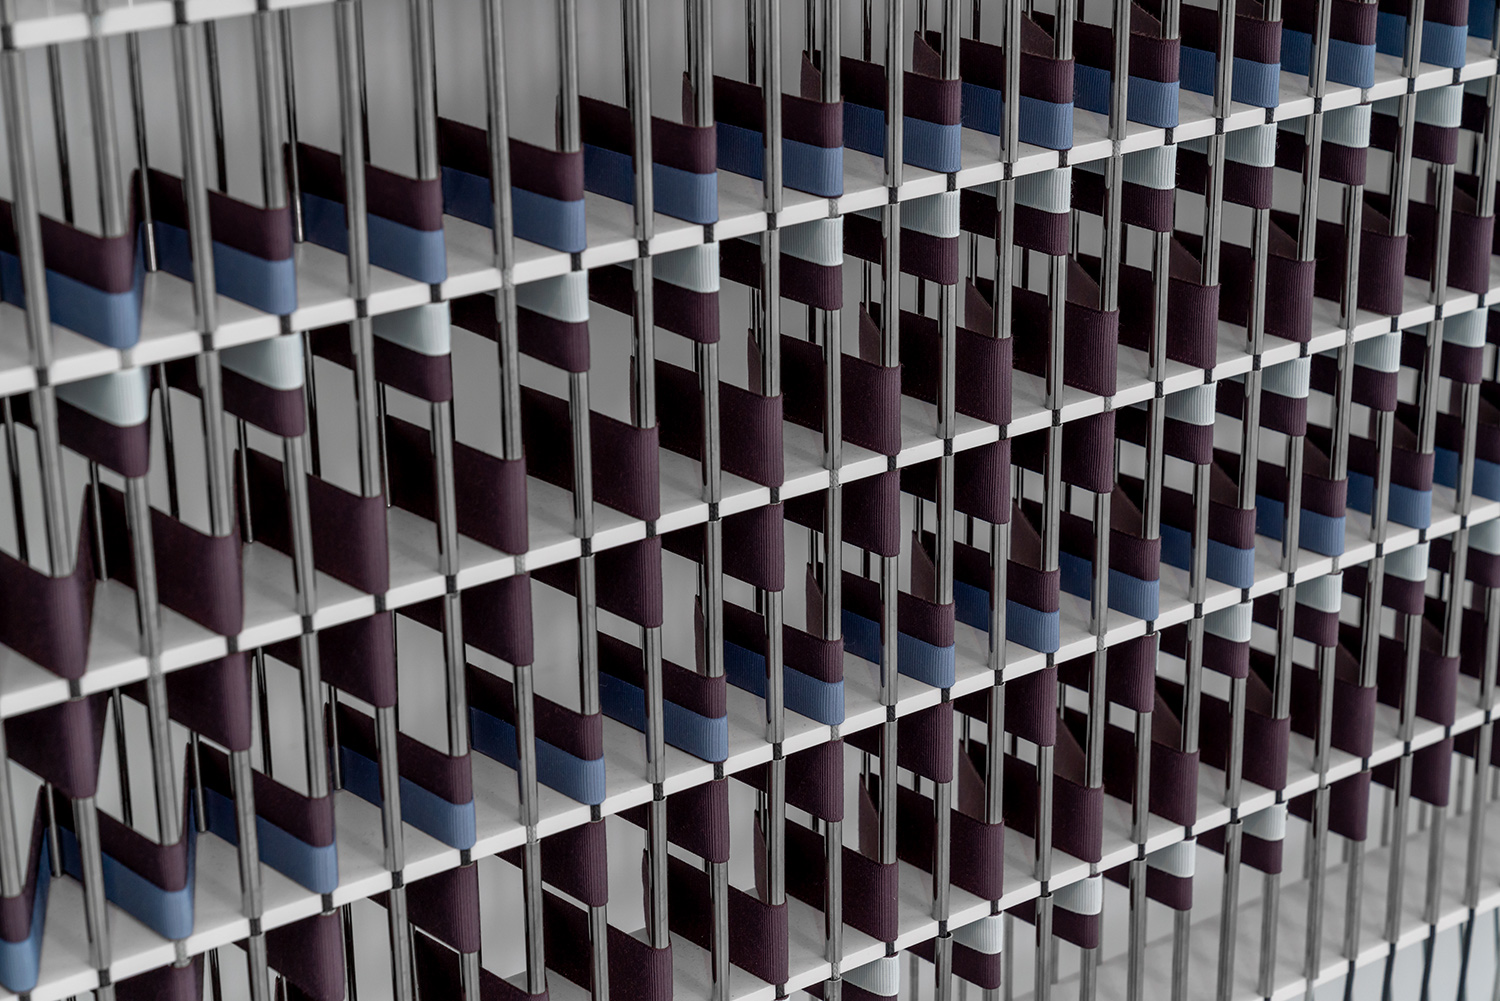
[500,818,610,908]
[402,574,534,672]
[1374,86,1462,163]
[315,306,456,404]
[737,739,846,825]
[1413,308,1488,385]
[1255,437,1348,558]
[786,469,900,557]
[1218,366,1308,438]
[1056,634,1158,715]
[1012,872,1103,947]
[1177,0,1283,108]
[415,932,551,1001]
[655,358,785,488]
[1276,104,1371,187]
[124,652,252,752]
[1105,837,1196,910]
[163,349,306,441]
[589,256,719,345]
[846,195,960,287]
[543,890,673,999]
[1252,574,1341,649]
[1447,176,1497,294]
[51,766,196,940]
[1069,4,1182,129]
[1074,147,1177,232]
[957,14,1076,151]
[145,168,296,316]
[383,414,528,555]
[1053,487,1162,622]
[1282,0,1378,89]
[521,386,661,523]
[848,703,954,782]
[533,538,664,629]
[1309,332,1401,413]
[619,778,729,864]
[780,319,902,457]
[673,850,788,986]
[960,172,1072,257]
[1375,619,1460,727]
[1117,389,1216,468]
[1092,690,1199,827]
[331,701,477,850]
[0,192,142,349]
[840,570,956,690]
[1012,412,1118,495]
[1346,411,1433,530]
[451,283,590,376]
[785,812,899,942]
[1161,603,1250,682]
[663,503,785,593]
[0,509,94,679]
[887,764,1004,901]
[712,56,844,197]
[94,482,244,636]
[238,447,388,596]
[1310,200,1409,318]
[194,742,337,895]
[910,934,1002,990]
[1289,769,1373,841]
[438,116,586,254]
[950,506,1060,653]
[594,631,729,762]
[262,911,346,1001]
[841,34,961,174]
[27,369,152,478]
[1443,384,1500,501]
[1288,640,1376,758]
[899,305,1012,426]
[1410,183,1493,295]
[720,225,843,312]
[1012,259,1120,398]
[1198,663,1290,793]
[957,666,1057,747]
[1373,737,1456,807]
[266,612,397,709]
[468,662,605,806]
[375,862,481,954]
[1002,724,1104,863]
[1116,238,1219,370]
[579,96,717,225]
[116,955,203,1001]
[1218,215,1314,342]
[1375,0,1469,67]
[1177,128,1277,211]
[293,142,445,284]
[1202,802,1287,874]
[723,590,845,726]
[1157,459,1257,589]
[0,790,52,993]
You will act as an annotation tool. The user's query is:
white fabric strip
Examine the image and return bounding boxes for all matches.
[1415,85,1464,129]
[221,333,307,391]
[1443,308,1486,348]
[1262,357,1311,399]
[1226,124,1277,168]
[1077,145,1176,189]
[1471,519,1500,555]
[1297,572,1344,613]
[1287,104,1371,149]
[1147,841,1196,878]
[372,302,452,357]
[1165,383,1217,426]
[1054,874,1103,915]
[778,217,843,267]
[844,957,900,996]
[953,914,1005,954]
[1015,168,1072,214]
[654,244,720,292]
[1205,602,1253,643]
[1385,542,1431,583]
[516,271,590,324]
[901,190,960,239]
[1242,803,1287,842]
[1355,332,1401,373]
[56,367,151,427]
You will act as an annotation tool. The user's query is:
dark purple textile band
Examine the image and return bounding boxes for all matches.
[53,396,151,478]
[266,612,397,708]
[1290,648,1376,758]
[1073,6,1181,83]
[6,695,105,802]
[598,632,724,716]
[395,864,482,954]
[521,386,661,522]
[122,653,252,753]
[957,16,1075,103]
[1373,737,1454,807]
[147,169,293,263]
[308,323,453,404]
[580,96,715,175]
[449,293,591,374]
[468,664,602,764]
[334,702,473,806]
[0,197,136,294]
[383,414,528,555]
[1376,630,1459,727]
[195,743,335,849]
[1291,770,1372,842]
[1012,260,1120,397]
[438,117,585,202]
[781,326,902,456]
[621,778,730,865]
[1220,219,1314,342]
[669,854,788,985]
[1311,202,1408,317]
[117,957,203,1001]
[1003,742,1104,863]
[899,307,1013,425]
[295,143,442,233]
[0,515,93,680]
[505,818,609,908]
[96,483,245,637]
[663,504,785,592]
[534,538,665,627]
[265,912,345,1001]
[1096,697,1199,826]
[240,447,389,596]
[1118,242,1218,370]
[544,891,673,1000]
[0,791,46,943]
[654,359,785,488]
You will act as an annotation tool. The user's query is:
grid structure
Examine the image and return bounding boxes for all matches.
[5,1,1500,1000]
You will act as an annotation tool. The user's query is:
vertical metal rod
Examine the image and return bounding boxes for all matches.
[126,34,158,270]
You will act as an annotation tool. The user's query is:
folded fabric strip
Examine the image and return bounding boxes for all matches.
[467,663,606,805]
[437,117,586,253]
[0,792,52,993]
[1072,4,1181,128]
[597,632,729,762]
[714,57,844,197]
[1283,0,1377,88]
[724,596,845,725]
[841,34,962,174]
[958,15,1076,150]
[580,97,717,224]
[1376,0,1469,69]
[1180,2,1282,108]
